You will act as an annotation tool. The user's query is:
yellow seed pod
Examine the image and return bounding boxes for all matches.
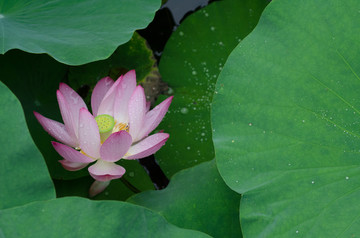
[95,114,115,133]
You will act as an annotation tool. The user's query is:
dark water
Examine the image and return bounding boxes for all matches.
[139,0,215,60]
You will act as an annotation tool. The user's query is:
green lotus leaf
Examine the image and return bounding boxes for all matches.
[212,0,360,236]
[0,81,55,209]
[157,0,269,177]
[0,197,212,238]
[128,160,242,238]
[0,0,160,65]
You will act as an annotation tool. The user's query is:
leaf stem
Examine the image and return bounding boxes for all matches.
[120,177,141,193]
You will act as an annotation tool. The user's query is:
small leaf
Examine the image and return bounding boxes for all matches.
[68,32,163,105]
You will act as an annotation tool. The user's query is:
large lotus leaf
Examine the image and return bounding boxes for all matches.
[0,197,211,238]
[157,0,269,177]
[212,0,360,236]
[0,0,160,65]
[128,160,242,238]
[0,81,55,209]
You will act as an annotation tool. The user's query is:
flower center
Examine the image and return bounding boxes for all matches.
[95,114,115,143]
[112,122,129,133]
[95,114,115,133]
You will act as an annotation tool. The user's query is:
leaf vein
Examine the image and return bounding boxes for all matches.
[309,74,360,115]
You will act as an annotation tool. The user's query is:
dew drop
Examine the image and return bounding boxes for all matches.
[105,78,112,86]
[34,99,41,106]
[180,107,189,114]
[187,146,191,150]
[0,14,4,19]
[167,87,174,94]
[346,176,349,180]
[69,91,79,104]
[179,31,184,36]
[248,123,253,126]
[249,8,254,16]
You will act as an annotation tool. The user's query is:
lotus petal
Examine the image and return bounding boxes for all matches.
[79,108,101,159]
[34,111,77,147]
[124,133,169,160]
[91,77,114,116]
[88,160,126,181]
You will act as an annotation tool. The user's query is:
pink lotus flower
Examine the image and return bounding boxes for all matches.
[34,70,172,196]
